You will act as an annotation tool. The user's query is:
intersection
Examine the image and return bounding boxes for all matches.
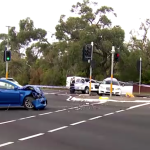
[0,90,150,150]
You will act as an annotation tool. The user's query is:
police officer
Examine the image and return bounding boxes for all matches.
[70,77,75,94]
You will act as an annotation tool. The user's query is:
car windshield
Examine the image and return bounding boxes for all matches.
[8,81,22,88]
[102,80,119,85]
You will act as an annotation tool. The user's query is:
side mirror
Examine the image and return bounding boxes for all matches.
[14,86,18,90]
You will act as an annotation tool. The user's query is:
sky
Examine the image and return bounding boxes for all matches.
[0,0,150,43]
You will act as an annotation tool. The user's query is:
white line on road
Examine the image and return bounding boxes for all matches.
[115,110,125,113]
[0,142,14,147]
[19,133,44,141]
[48,126,68,132]
[88,116,102,120]
[55,109,67,112]
[68,106,78,109]
[0,120,16,125]
[67,96,72,101]
[0,103,103,126]
[70,120,86,126]
[103,112,114,116]
[38,112,53,116]
[18,116,35,120]
[126,103,150,110]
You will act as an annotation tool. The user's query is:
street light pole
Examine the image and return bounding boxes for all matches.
[110,46,115,98]
[6,26,10,79]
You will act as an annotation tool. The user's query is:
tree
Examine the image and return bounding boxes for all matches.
[55,0,125,78]
[127,19,150,83]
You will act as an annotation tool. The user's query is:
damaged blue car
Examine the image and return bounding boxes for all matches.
[0,79,47,110]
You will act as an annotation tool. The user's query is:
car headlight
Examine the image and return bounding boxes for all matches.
[116,88,121,90]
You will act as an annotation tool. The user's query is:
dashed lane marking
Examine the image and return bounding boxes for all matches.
[0,120,16,125]
[0,142,14,147]
[70,120,86,126]
[1,102,150,147]
[48,126,68,132]
[103,112,114,116]
[55,109,67,112]
[126,103,150,110]
[38,112,53,116]
[18,133,44,141]
[115,110,125,113]
[18,116,36,120]
[0,103,101,125]
[88,116,102,120]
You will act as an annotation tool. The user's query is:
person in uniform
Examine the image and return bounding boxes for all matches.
[70,77,75,94]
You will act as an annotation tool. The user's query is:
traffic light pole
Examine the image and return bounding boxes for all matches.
[139,57,142,94]
[6,26,10,79]
[110,46,115,98]
[89,42,93,96]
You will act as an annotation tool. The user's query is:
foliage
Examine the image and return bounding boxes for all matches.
[0,0,150,85]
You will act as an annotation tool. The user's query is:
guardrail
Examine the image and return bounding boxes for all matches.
[29,85,67,89]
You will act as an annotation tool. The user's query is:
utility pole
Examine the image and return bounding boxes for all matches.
[89,42,94,96]
[139,57,142,94]
[110,46,115,98]
[6,26,10,79]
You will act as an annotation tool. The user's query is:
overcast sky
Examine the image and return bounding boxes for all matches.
[0,0,149,43]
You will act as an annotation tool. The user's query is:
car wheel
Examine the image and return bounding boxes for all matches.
[98,92,103,96]
[82,91,85,94]
[84,87,89,94]
[24,96,34,110]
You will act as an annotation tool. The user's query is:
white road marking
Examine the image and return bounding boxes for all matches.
[1,102,150,146]
[68,106,78,109]
[0,103,105,126]
[0,142,14,147]
[88,116,102,120]
[0,120,16,125]
[55,109,67,112]
[67,96,72,101]
[70,120,86,126]
[48,126,68,132]
[126,103,150,110]
[115,110,125,113]
[38,112,53,116]
[18,116,35,120]
[19,133,44,141]
[103,112,114,116]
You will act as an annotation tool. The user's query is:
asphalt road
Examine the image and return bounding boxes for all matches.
[0,89,150,150]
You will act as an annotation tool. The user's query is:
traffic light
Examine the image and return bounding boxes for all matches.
[114,53,120,62]
[82,44,92,61]
[4,50,11,62]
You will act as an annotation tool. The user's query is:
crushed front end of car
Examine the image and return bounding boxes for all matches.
[21,85,47,110]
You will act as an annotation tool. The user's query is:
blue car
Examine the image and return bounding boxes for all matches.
[0,79,47,110]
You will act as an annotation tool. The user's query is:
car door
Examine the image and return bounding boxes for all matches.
[0,81,20,104]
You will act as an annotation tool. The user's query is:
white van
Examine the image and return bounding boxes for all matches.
[66,76,83,89]
[66,76,100,94]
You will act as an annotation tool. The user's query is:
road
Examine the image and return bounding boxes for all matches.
[0,89,150,150]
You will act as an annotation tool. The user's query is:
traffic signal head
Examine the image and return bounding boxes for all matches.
[4,50,11,62]
[114,53,120,62]
[82,44,92,61]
